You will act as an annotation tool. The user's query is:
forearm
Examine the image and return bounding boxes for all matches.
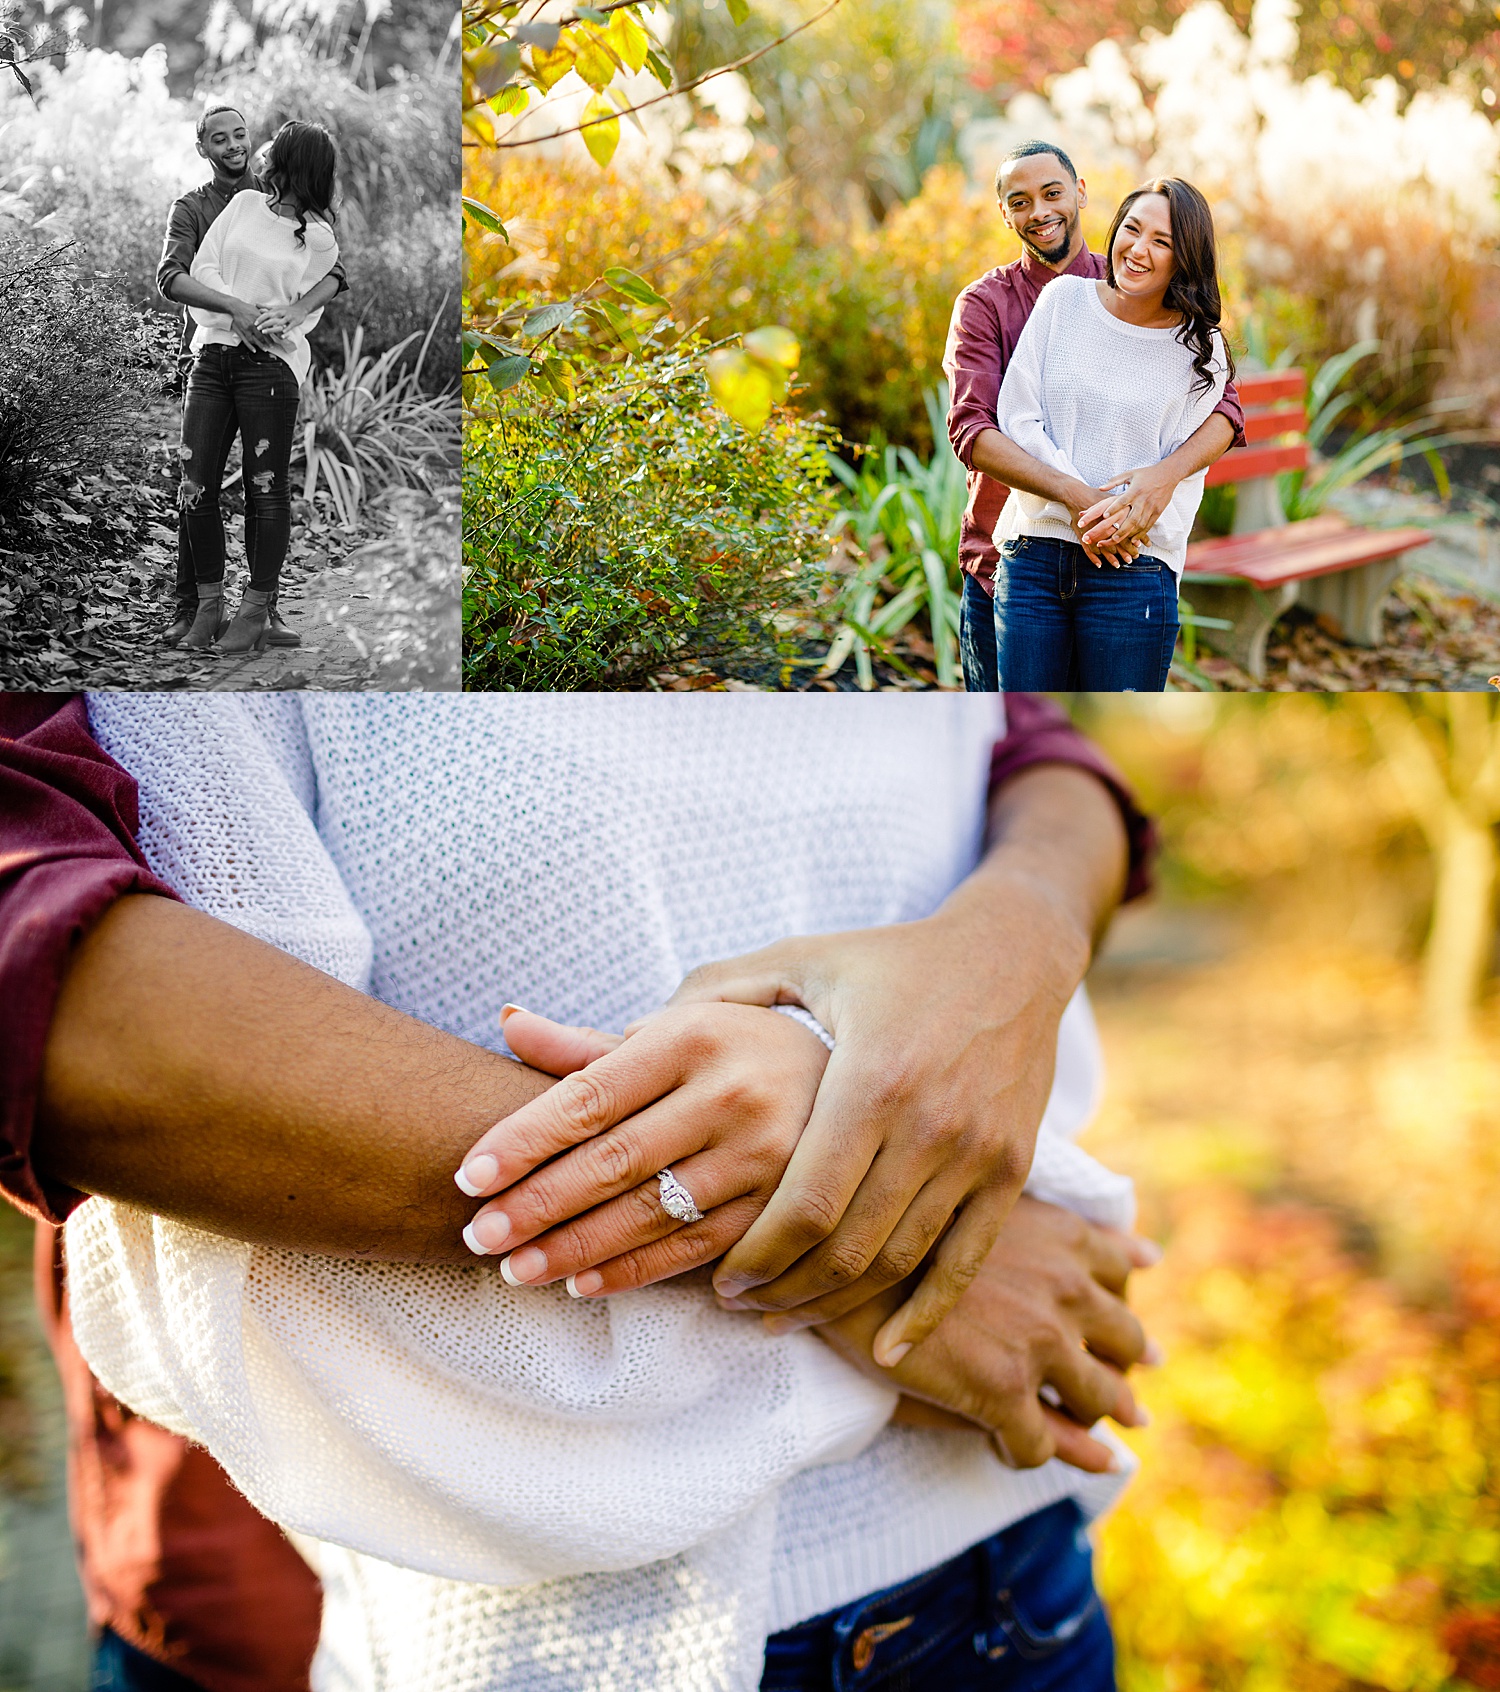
[36,895,552,1261]
[1163,411,1234,480]
[298,272,340,312]
[970,428,1097,514]
[166,274,244,316]
[929,762,1129,985]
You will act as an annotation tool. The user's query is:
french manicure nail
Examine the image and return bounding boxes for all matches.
[878,1341,912,1368]
[455,1153,500,1197]
[1133,1237,1164,1266]
[500,1003,528,1024]
[1130,1404,1152,1427]
[1142,1339,1166,1367]
[501,1245,547,1285]
[567,1270,604,1298]
[462,1221,488,1257]
[763,1314,809,1337]
[464,1210,511,1254]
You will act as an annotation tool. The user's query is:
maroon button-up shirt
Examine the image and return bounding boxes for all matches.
[0,692,1155,1691]
[943,246,1248,593]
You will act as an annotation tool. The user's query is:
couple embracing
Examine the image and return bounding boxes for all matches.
[156,104,346,655]
[946,141,1247,692]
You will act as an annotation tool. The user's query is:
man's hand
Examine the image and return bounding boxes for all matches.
[969,427,1139,567]
[668,764,1130,1367]
[254,300,310,340]
[817,1196,1159,1474]
[226,298,274,352]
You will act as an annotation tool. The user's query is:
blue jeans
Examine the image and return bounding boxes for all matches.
[178,344,301,598]
[992,536,1179,692]
[960,573,1001,693]
[760,1500,1114,1692]
[92,1630,205,1691]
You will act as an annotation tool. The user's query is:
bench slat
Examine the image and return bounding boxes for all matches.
[1235,370,1307,405]
[1242,406,1307,444]
[1203,442,1309,487]
[1184,521,1432,587]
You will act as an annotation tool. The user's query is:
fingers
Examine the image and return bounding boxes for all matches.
[462,1090,705,1253]
[870,1191,1011,1365]
[663,944,806,1013]
[454,1035,685,1199]
[500,1006,622,1077]
[486,1157,757,1291]
[1044,1345,1142,1432]
[1039,1408,1118,1475]
[709,1039,881,1299]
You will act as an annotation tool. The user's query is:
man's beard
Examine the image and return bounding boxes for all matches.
[218,158,250,180]
[1022,213,1079,267]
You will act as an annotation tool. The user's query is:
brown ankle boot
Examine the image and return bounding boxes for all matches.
[181,583,227,651]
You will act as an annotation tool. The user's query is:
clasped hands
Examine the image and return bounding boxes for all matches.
[453,916,1160,1477]
[226,297,306,352]
[1068,461,1181,568]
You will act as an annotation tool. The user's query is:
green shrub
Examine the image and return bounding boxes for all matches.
[463,340,839,691]
[0,237,172,528]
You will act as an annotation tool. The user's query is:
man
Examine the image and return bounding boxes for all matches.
[155,104,349,651]
[944,140,1247,692]
[0,693,1155,1691]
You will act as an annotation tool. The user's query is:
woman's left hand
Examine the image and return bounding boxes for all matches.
[254,301,308,340]
[452,1003,830,1296]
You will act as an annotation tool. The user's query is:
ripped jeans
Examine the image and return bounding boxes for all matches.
[178,344,301,595]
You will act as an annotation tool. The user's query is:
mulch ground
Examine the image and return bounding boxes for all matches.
[1,393,459,692]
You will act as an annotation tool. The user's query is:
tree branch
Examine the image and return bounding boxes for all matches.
[465,0,844,146]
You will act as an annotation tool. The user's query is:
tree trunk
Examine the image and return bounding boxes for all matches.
[1422,807,1499,1042]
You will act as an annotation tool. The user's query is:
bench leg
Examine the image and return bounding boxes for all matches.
[1180,580,1299,682]
[1295,558,1404,647]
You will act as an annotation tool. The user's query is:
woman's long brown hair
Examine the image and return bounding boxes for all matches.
[1104,178,1234,397]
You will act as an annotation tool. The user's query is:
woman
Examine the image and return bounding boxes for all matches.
[177,121,340,655]
[55,695,1152,1692]
[993,178,1234,691]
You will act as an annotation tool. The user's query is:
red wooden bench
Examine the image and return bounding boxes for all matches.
[1180,369,1432,679]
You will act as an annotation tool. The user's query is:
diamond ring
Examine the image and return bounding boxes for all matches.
[656,1168,705,1224]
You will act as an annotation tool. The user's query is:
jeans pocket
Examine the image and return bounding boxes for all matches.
[982,1508,1100,1663]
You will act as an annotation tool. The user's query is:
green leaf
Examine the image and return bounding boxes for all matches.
[539,360,575,403]
[643,46,674,89]
[522,300,575,337]
[571,26,618,92]
[491,83,529,116]
[603,267,670,310]
[461,196,508,239]
[580,93,620,166]
[724,0,750,22]
[487,355,531,392]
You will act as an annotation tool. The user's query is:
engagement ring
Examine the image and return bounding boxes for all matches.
[656,1168,704,1224]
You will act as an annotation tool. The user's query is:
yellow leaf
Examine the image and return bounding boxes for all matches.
[742,325,800,371]
[607,6,650,74]
[464,104,497,145]
[529,38,575,92]
[571,26,617,93]
[706,349,775,432]
[580,94,620,167]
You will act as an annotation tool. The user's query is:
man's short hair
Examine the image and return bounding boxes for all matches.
[995,141,1079,195]
[197,103,246,143]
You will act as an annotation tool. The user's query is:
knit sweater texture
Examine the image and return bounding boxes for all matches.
[189,192,339,384]
[66,694,1134,1692]
[995,275,1230,577]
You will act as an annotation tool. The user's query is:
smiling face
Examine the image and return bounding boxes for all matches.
[197,108,250,182]
[997,151,1087,269]
[1109,192,1176,304]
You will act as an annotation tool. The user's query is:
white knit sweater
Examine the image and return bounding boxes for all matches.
[189,191,339,385]
[68,695,1135,1692]
[994,275,1230,577]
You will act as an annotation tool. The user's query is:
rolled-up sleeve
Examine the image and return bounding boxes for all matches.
[943,281,1006,471]
[156,195,201,303]
[0,696,180,1224]
[1213,378,1247,450]
[990,694,1157,903]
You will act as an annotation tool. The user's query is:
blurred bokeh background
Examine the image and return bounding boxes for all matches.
[0,694,1497,1687]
